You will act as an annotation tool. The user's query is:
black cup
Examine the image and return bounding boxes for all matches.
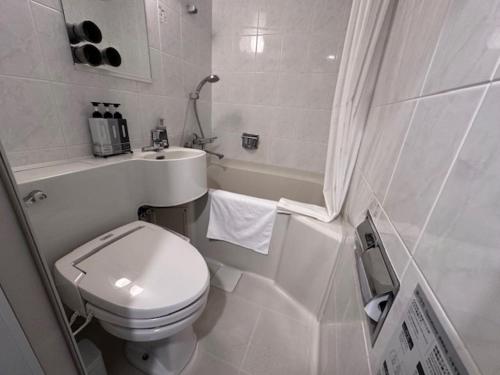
[101,47,122,67]
[67,20,102,44]
[72,44,102,67]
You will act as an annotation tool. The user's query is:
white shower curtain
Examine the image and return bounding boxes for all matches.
[277,0,392,222]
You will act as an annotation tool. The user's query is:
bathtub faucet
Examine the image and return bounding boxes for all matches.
[191,133,218,146]
[185,133,224,159]
[205,150,225,159]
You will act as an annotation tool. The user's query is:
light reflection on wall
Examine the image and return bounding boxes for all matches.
[239,35,265,54]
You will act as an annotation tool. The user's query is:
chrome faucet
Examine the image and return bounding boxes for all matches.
[191,133,218,146]
[142,120,169,152]
[204,149,225,159]
[184,133,224,159]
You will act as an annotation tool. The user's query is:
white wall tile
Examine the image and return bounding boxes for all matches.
[280,33,309,73]
[181,16,201,65]
[295,109,331,143]
[306,73,337,110]
[0,0,46,78]
[231,35,257,72]
[8,147,68,168]
[211,0,351,172]
[257,0,283,35]
[373,0,450,105]
[344,168,380,227]
[250,72,279,105]
[311,0,352,36]
[255,34,282,72]
[346,2,500,374]
[424,0,500,95]
[159,0,181,57]
[374,207,411,279]
[415,82,500,375]
[358,100,416,201]
[212,35,232,71]
[268,107,300,139]
[0,77,63,152]
[33,0,62,11]
[51,83,93,146]
[275,72,310,107]
[162,53,185,98]
[384,87,485,251]
[268,138,327,173]
[211,0,232,36]
[229,0,259,36]
[145,0,160,50]
[308,33,342,74]
[137,48,165,95]
[280,0,312,34]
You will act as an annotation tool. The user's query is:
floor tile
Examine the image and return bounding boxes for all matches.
[194,288,262,368]
[78,272,315,375]
[182,349,240,375]
[241,309,312,375]
[232,273,311,323]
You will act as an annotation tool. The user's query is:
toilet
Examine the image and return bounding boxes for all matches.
[54,221,210,375]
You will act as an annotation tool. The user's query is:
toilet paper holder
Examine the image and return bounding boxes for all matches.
[355,213,399,345]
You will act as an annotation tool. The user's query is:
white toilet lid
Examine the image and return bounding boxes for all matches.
[74,223,209,320]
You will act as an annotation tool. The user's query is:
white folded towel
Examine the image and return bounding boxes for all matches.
[277,198,331,222]
[207,189,277,255]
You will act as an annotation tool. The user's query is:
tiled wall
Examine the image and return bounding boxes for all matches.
[319,234,371,375]
[346,1,500,374]
[209,0,352,173]
[0,0,211,167]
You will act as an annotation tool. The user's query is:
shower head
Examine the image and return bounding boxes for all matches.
[194,74,220,94]
[206,74,220,83]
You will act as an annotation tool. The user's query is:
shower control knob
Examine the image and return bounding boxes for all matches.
[23,190,48,206]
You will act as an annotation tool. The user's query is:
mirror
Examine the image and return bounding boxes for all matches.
[61,0,152,82]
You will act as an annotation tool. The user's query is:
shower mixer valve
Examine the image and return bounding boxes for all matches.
[191,133,218,146]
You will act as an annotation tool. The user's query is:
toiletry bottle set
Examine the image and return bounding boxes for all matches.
[88,102,131,157]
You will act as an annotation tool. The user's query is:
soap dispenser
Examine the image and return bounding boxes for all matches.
[116,104,131,153]
[91,102,103,118]
[103,103,113,119]
[113,103,122,119]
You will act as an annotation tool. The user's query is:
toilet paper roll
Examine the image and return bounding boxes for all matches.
[364,293,390,322]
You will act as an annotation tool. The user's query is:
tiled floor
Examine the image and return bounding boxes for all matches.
[82,272,316,375]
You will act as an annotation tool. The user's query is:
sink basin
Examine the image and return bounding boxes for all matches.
[134,147,207,206]
[139,148,204,161]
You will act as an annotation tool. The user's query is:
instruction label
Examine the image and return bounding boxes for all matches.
[377,285,468,375]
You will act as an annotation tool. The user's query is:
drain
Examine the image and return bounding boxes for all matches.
[142,353,149,361]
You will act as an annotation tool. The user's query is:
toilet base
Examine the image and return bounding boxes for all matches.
[125,326,197,375]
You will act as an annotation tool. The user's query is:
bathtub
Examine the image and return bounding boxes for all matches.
[189,159,368,374]
[189,159,342,318]
[206,158,325,204]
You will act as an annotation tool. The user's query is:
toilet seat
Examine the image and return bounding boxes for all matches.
[85,288,208,341]
[96,299,206,342]
[54,221,210,342]
[85,291,208,330]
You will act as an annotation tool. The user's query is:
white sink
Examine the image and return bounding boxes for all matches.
[135,147,207,206]
[138,148,204,161]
